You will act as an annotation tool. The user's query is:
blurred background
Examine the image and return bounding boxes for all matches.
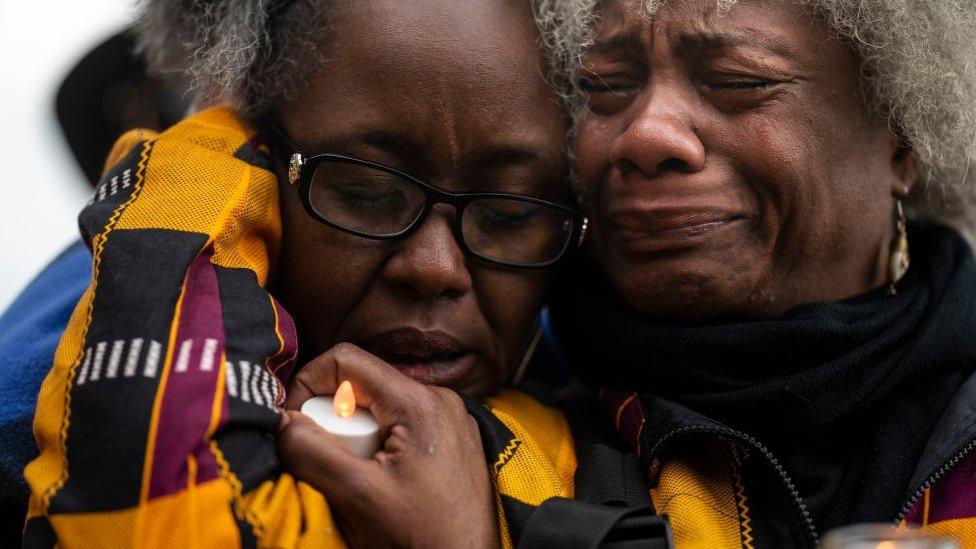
[0,0,188,311]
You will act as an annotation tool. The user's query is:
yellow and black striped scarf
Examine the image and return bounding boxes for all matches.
[24,106,575,548]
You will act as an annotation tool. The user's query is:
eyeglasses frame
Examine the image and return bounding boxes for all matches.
[264,122,588,269]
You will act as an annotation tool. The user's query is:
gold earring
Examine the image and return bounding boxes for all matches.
[888,200,910,295]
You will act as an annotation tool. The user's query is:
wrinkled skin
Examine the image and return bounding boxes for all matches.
[269,0,568,547]
[273,0,569,397]
[278,344,497,549]
[576,0,917,319]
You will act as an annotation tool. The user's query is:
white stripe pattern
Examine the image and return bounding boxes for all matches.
[77,348,93,385]
[91,169,134,204]
[239,361,252,402]
[106,340,125,378]
[272,377,282,407]
[225,359,239,397]
[90,341,107,381]
[124,338,143,377]
[75,337,236,385]
[251,366,265,406]
[174,339,193,373]
[77,339,164,385]
[199,338,219,372]
[144,340,162,377]
[217,360,281,410]
[77,338,285,411]
[260,371,275,409]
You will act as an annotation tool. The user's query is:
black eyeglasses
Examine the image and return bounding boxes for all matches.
[263,124,587,268]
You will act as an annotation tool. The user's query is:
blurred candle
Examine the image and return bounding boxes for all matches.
[821,524,959,549]
[300,380,380,458]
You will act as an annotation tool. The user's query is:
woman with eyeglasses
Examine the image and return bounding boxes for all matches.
[20,1,667,548]
[264,125,581,398]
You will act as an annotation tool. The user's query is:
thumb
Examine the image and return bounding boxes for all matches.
[276,410,384,500]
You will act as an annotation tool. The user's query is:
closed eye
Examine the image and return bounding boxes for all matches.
[709,80,778,90]
[579,75,641,94]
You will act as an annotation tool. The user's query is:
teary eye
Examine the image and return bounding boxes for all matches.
[579,75,641,94]
[578,72,643,115]
[709,79,777,90]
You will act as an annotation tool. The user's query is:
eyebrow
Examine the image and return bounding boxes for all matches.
[314,129,417,157]
[467,146,540,170]
[585,31,644,56]
[303,129,546,175]
[675,29,796,58]
[585,26,796,63]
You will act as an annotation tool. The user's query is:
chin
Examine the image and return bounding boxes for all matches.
[608,261,756,321]
[459,375,503,399]
[596,229,769,320]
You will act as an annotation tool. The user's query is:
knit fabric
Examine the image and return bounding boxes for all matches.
[22,106,576,548]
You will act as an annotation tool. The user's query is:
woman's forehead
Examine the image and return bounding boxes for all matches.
[280,0,566,173]
[328,0,542,73]
[588,0,823,59]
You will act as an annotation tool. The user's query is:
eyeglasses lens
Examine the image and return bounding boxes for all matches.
[308,161,573,266]
[308,162,427,236]
[462,197,573,266]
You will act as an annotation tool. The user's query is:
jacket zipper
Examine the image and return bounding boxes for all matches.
[894,435,976,524]
[647,425,820,548]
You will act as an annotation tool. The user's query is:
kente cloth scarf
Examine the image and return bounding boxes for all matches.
[23,106,576,548]
[549,223,976,531]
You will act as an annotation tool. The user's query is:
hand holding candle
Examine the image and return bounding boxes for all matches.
[278,343,500,548]
[300,380,380,458]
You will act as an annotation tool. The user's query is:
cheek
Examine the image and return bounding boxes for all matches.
[717,105,887,278]
[471,269,547,362]
[274,194,385,355]
[574,117,616,207]
[717,112,821,242]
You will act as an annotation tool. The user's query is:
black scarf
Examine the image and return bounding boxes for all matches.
[549,223,976,531]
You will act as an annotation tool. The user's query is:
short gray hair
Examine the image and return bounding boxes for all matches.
[136,0,574,117]
[136,1,976,232]
[136,0,330,118]
[532,0,976,234]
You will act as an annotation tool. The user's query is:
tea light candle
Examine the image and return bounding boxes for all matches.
[300,380,381,458]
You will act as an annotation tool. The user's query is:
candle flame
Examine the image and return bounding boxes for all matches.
[334,380,356,418]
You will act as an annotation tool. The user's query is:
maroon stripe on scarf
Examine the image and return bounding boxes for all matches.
[268,296,298,394]
[148,249,225,499]
[905,450,976,525]
[599,389,646,457]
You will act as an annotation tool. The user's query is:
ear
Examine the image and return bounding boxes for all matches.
[887,128,917,199]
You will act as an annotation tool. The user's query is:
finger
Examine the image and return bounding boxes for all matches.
[283,346,359,409]
[277,410,383,498]
[285,343,427,422]
[285,343,395,408]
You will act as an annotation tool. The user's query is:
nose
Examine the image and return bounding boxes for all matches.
[609,84,706,178]
[381,205,473,300]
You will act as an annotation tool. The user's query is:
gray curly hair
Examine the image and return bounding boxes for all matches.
[136,0,329,116]
[137,0,976,232]
[135,0,578,115]
[533,0,976,234]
